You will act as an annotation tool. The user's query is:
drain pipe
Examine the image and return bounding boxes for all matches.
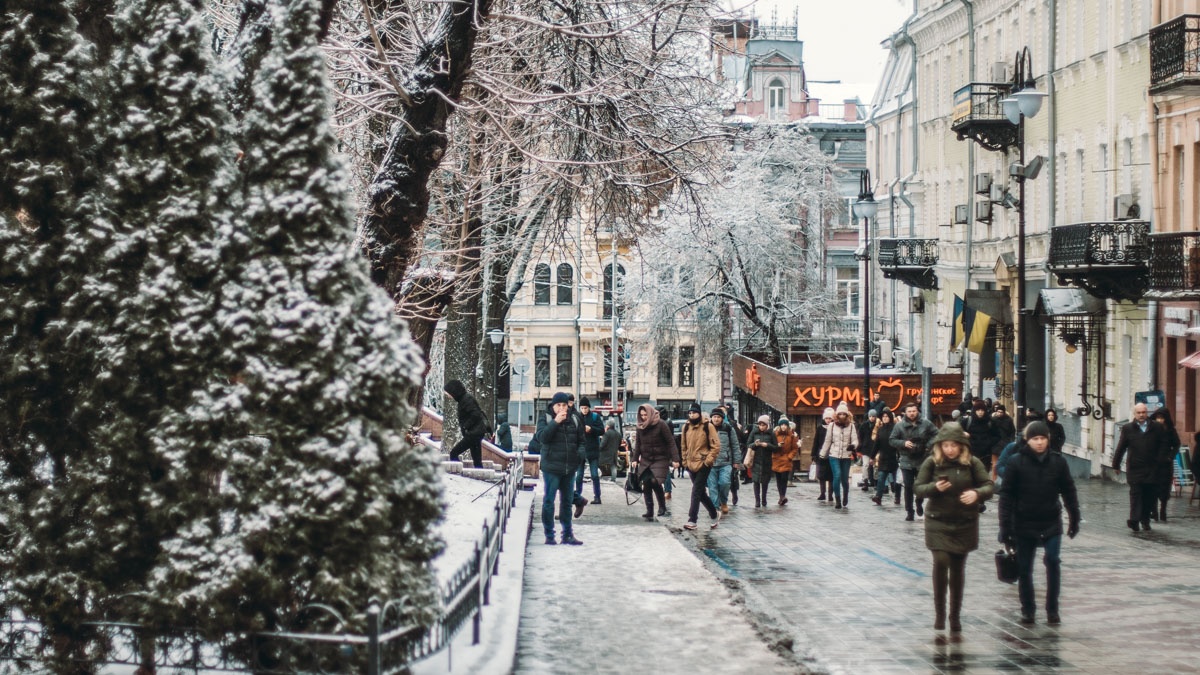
[958,0,977,394]
[1046,0,1059,413]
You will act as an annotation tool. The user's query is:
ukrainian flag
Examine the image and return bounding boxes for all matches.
[952,294,993,354]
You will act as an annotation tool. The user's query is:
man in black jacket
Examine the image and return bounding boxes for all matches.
[998,422,1081,625]
[535,392,587,545]
[1112,402,1173,532]
[574,397,605,504]
[444,379,489,468]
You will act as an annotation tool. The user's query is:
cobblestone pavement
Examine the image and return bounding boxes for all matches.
[668,474,1200,674]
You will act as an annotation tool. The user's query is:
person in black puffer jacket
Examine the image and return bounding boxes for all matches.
[535,392,588,545]
[998,421,1081,626]
[444,379,490,468]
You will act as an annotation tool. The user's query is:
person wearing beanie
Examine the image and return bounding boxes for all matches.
[812,407,836,502]
[991,403,1017,459]
[706,407,741,514]
[915,422,994,632]
[963,397,1002,475]
[998,419,1080,625]
[534,392,589,545]
[720,404,746,506]
[680,402,721,529]
[821,403,860,509]
[890,401,938,521]
[773,417,799,505]
[443,379,490,468]
[744,415,779,507]
[574,397,605,504]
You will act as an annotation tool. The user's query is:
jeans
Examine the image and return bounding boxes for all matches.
[541,470,575,539]
[575,455,600,501]
[829,457,852,503]
[874,470,895,499]
[708,464,733,507]
[1016,534,1062,615]
[901,467,924,515]
[449,434,483,468]
[687,466,718,523]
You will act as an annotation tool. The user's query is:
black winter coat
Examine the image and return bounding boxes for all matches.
[1112,420,1173,484]
[453,393,490,439]
[962,412,1001,460]
[998,445,1081,542]
[1154,425,1182,486]
[874,423,899,473]
[495,413,513,450]
[992,413,1017,447]
[1046,420,1066,453]
[810,424,828,463]
[746,429,778,477]
[858,420,877,458]
[534,408,586,475]
[580,411,605,457]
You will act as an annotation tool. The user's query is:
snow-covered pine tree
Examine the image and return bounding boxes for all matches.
[189,0,442,637]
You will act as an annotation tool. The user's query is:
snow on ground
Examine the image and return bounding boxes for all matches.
[431,471,511,583]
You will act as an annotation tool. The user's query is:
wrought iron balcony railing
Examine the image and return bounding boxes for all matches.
[1148,231,1200,299]
[1048,220,1151,301]
[950,82,1017,151]
[1150,14,1200,95]
[877,238,939,290]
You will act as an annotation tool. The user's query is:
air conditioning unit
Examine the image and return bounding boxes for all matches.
[975,200,993,223]
[991,61,1009,82]
[974,173,993,195]
[954,204,969,224]
[989,183,1006,203]
[948,349,964,368]
[853,354,865,369]
[1113,194,1139,220]
[910,295,925,313]
[879,339,894,365]
[893,350,910,369]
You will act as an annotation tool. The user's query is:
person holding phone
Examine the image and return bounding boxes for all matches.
[915,422,994,632]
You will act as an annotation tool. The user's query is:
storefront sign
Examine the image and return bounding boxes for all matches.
[787,374,961,416]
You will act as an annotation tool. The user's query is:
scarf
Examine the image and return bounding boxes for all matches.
[636,404,661,430]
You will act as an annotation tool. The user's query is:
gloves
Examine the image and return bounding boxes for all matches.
[1067,522,1080,539]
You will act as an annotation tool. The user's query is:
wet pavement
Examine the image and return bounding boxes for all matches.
[671,475,1200,673]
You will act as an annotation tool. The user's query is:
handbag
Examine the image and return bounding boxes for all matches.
[994,547,1018,584]
[624,467,644,505]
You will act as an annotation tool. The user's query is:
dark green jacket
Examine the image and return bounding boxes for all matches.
[915,455,994,554]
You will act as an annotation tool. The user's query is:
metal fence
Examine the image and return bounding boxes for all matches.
[0,455,526,674]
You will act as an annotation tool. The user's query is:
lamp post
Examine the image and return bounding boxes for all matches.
[853,170,879,412]
[487,328,505,430]
[1000,47,1046,429]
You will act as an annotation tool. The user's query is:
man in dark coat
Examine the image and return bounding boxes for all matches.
[998,421,1081,625]
[535,392,588,545]
[1112,402,1174,532]
[494,412,513,452]
[890,401,937,521]
[963,400,1001,474]
[574,397,605,504]
[444,379,489,468]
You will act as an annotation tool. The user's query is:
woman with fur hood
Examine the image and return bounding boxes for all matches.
[820,402,860,510]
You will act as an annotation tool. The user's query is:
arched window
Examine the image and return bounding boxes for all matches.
[533,264,551,305]
[556,263,573,305]
[603,263,625,319]
[768,78,786,120]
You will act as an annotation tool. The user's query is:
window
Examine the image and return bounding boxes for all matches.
[767,79,786,120]
[603,345,626,388]
[657,347,674,387]
[533,264,551,305]
[836,267,860,318]
[603,263,626,319]
[556,263,573,305]
[679,266,694,299]
[556,345,572,387]
[534,346,550,387]
[679,346,695,388]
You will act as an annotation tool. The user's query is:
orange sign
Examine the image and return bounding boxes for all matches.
[745,363,761,396]
[787,375,961,416]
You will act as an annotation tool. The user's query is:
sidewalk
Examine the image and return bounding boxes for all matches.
[514,475,800,674]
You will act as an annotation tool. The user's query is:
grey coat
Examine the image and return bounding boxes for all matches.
[890,416,937,470]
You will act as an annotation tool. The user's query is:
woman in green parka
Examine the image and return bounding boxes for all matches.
[915,422,994,633]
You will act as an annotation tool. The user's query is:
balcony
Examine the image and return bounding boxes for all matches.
[950,82,1017,152]
[877,238,939,290]
[1048,221,1151,301]
[1147,231,1200,299]
[1150,15,1200,95]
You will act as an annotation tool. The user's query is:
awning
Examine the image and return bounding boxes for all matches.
[1034,288,1105,326]
[963,289,1013,325]
[1180,351,1200,370]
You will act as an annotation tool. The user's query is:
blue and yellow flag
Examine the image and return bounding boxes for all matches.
[952,295,965,348]
[952,294,993,354]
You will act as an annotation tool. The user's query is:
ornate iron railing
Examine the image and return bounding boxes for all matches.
[1049,221,1151,300]
[1148,231,1200,297]
[950,82,1018,151]
[877,238,940,289]
[1150,14,1200,93]
[0,456,526,674]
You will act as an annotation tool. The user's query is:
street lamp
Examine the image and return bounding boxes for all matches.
[1001,47,1045,429]
[853,170,878,412]
[487,328,505,431]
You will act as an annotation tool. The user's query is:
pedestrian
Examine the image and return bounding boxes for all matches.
[1044,408,1066,453]
[534,392,587,546]
[812,407,834,501]
[1112,402,1174,532]
[820,402,859,510]
[858,409,879,491]
[957,392,975,418]
[494,411,513,452]
[872,410,900,506]
[680,403,722,530]
[631,404,679,521]
[574,397,605,505]
[890,401,937,521]
[744,415,778,508]
[599,417,622,481]
[997,421,1081,626]
[915,422,994,632]
[721,404,746,506]
[992,404,1017,450]
[1149,407,1181,522]
[868,391,888,417]
[443,379,490,468]
[774,417,799,505]
[656,405,676,500]
[707,407,741,514]
[961,399,1000,474]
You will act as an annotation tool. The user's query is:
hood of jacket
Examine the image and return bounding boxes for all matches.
[444,379,467,402]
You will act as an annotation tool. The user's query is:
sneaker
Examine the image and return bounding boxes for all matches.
[545,536,557,545]
[574,498,588,518]
[1020,613,1035,625]
[1047,613,1061,625]
[711,512,722,529]
[561,535,584,546]
[684,522,698,530]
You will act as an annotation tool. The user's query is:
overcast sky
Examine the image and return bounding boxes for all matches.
[730,0,914,104]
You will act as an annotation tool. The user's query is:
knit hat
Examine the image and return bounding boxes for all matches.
[551,392,571,405]
[1024,421,1051,440]
[972,399,989,412]
[867,409,878,418]
[443,379,467,402]
[930,421,971,447]
[710,407,726,419]
[994,403,1007,412]
[835,402,851,416]
[567,393,576,402]
[777,417,790,426]
[757,414,771,425]
[822,407,835,420]
[689,402,702,414]
[579,396,591,407]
